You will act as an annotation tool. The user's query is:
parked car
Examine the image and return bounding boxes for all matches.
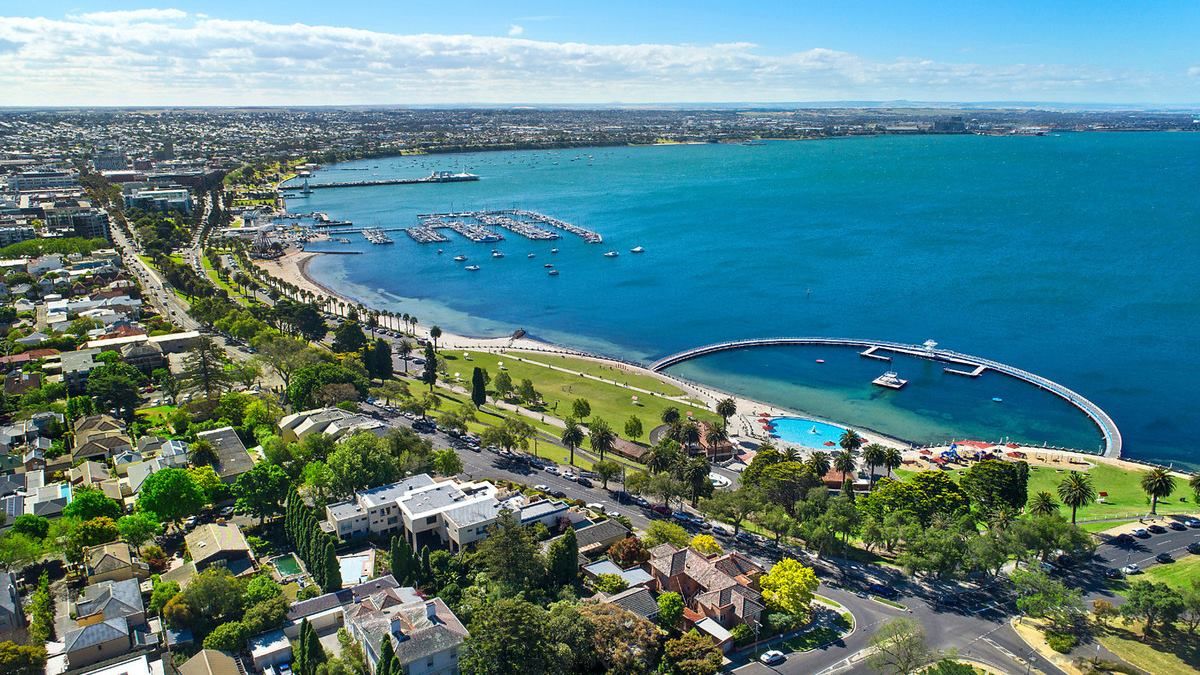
[576,477,593,488]
[1121,563,1142,575]
[534,484,550,492]
[1186,518,1200,528]
[586,503,606,513]
[543,466,559,475]
[759,650,785,665]
[1104,567,1122,579]
[1148,524,1168,534]
[550,490,567,499]
[1115,533,1135,545]
[651,504,673,517]
[868,583,900,600]
[1186,542,1200,555]
[1155,552,1174,564]
[1168,521,1187,531]
[672,512,693,526]
[711,525,733,538]
[1132,528,1150,538]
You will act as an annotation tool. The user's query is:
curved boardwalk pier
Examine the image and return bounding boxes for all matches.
[649,337,1122,458]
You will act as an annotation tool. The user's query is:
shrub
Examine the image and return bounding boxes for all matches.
[765,611,803,635]
[593,573,628,594]
[203,621,250,651]
[730,623,753,646]
[1045,630,1078,654]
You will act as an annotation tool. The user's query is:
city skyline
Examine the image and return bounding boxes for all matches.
[1,2,1198,107]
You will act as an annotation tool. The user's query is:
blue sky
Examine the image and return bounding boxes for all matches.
[1,1,1197,106]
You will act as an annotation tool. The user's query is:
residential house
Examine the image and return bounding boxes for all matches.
[278,407,388,444]
[342,585,468,675]
[65,577,154,669]
[3,371,41,396]
[696,421,735,460]
[248,630,291,672]
[195,427,254,483]
[82,542,150,585]
[73,414,130,462]
[179,649,241,675]
[284,575,402,638]
[602,586,659,622]
[185,523,255,575]
[61,348,101,394]
[0,572,24,640]
[647,543,765,633]
[119,342,165,375]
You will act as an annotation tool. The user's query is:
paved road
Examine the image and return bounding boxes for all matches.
[1068,518,1200,605]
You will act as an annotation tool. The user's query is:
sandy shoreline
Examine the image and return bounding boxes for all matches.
[253,247,1186,476]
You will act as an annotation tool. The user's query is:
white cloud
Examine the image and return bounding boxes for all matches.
[1189,66,1200,78]
[0,10,1188,105]
[508,24,524,37]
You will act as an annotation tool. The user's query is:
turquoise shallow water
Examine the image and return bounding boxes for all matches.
[290,133,1200,469]
[768,417,848,450]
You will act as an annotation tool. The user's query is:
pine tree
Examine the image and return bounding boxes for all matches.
[323,539,341,591]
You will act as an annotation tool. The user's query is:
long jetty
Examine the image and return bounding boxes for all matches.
[283,172,479,191]
[649,337,1122,458]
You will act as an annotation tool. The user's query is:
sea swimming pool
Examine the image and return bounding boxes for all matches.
[768,417,848,450]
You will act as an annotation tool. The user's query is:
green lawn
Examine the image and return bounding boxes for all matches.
[896,462,1196,522]
[1099,620,1200,674]
[201,253,251,306]
[1143,554,1200,592]
[441,350,719,444]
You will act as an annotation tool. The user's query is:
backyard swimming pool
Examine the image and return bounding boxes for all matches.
[767,417,849,450]
[270,553,303,578]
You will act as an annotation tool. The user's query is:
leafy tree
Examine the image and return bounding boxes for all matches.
[431,448,464,477]
[1140,468,1175,515]
[287,362,368,410]
[1121,581,1184,635]
[1009,513,1093,564]
[245,575,283,605]
[546,527,579,589]
[233,462,291,525]
[689,534,722,557]
[0,641,46,675]
[1179,583,1200,635]
[593,573,628,594]
[624,415,644,440]
[252,334,321,389]
[961,459,1030,515]
[644,521,690,549]
[322,539,341,591]
[658,591,684,630]
[149,579,181,616]
[608,536,648,567]
[759,558,818,616]
[593,460,622,489]
[138,468,207,528]
[867,618,935,675]
[1092,599,1119,630]
[76,517,120,548]
[0,533,42,569]
[492,371,514,399]
[861,472,969,527]
[470,367,487,407]
[1011,568,1085,632]
[85,363,142,421]
[332,321,367,353]
[116,513,162,552]
[461,599,558,675]
[166,567,245,633]
[189,438,219,467]
[663,630,723,675]
[578,603,661,675]
[11,515,49,540]
[1056,471,1096,524]
[362,338,393,380]
[572,398,591,420]
[27,574,54,642]
[203,621,249,651]
[700,488,760,534]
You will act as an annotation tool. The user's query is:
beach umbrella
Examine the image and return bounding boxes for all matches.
[824,441,835,446]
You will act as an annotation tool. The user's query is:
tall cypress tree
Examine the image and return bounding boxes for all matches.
[323,539,341,591]
[392,536,414,585]
[470,367,486,408]
[302,621,325,675]
[296,619,311,675]
[419,545,431,586]
[377,636,395,675]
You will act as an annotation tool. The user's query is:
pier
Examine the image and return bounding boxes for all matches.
[649,337,1122,458]
[283,171,479,191]
[406,210,601,244]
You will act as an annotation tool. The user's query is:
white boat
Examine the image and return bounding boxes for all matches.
[872,371,908,389]
[544,263,554,268]
[550,248,559,254]
[465,265,481,271]
[548,269,560,276]
[527,253,536,258]
[604,251,619,258]
[453,255,467,262]
[491,250,505,258]
[630,246,645,253]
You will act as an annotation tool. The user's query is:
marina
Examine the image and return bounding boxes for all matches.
[401,209,603,244]
[362,228,394,244]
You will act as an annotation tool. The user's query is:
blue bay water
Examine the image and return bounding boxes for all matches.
[290,134,1200,469]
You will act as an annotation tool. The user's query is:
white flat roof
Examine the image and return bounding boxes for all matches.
[79,654,159,675]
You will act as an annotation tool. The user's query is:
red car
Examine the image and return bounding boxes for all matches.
[650,504,672,517]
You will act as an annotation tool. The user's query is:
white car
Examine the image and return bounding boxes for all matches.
[543,466,559,475]
[1121,563,1142,575]
[759,650,785,665]
[534,484,550,492]
[561,471,577,481]
[586,502,607,513]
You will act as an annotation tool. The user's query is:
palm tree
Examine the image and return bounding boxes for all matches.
[397,339,412,374]
[1141,468,1176,515]
[806,451,831,479]
[1056,471,1096,524]
[678,420,701,451]
[646,441,681,475]
[862,443,886,488]
[1028,491,1059,516]
[882,446,903,478]
[661,407,681,426]
[839,429,864,454]
[683,457,711,506]
[781,446,801,462]
[189,439,219,467]
[703,424,728,455]
[715,398,737,430]
[560,420,584,466]
[1190,473,1200,503]
[833,449,856,484]
[589,418,617,463]
[430,325,442,352]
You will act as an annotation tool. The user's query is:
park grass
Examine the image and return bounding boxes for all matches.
[136,405,177,426]
[895,462,1195,522]
[441,350,719,443]
[1143,554,1200,592]
[200,253,250,307]
[780,626,843,653]
[1098,619,1200,674]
